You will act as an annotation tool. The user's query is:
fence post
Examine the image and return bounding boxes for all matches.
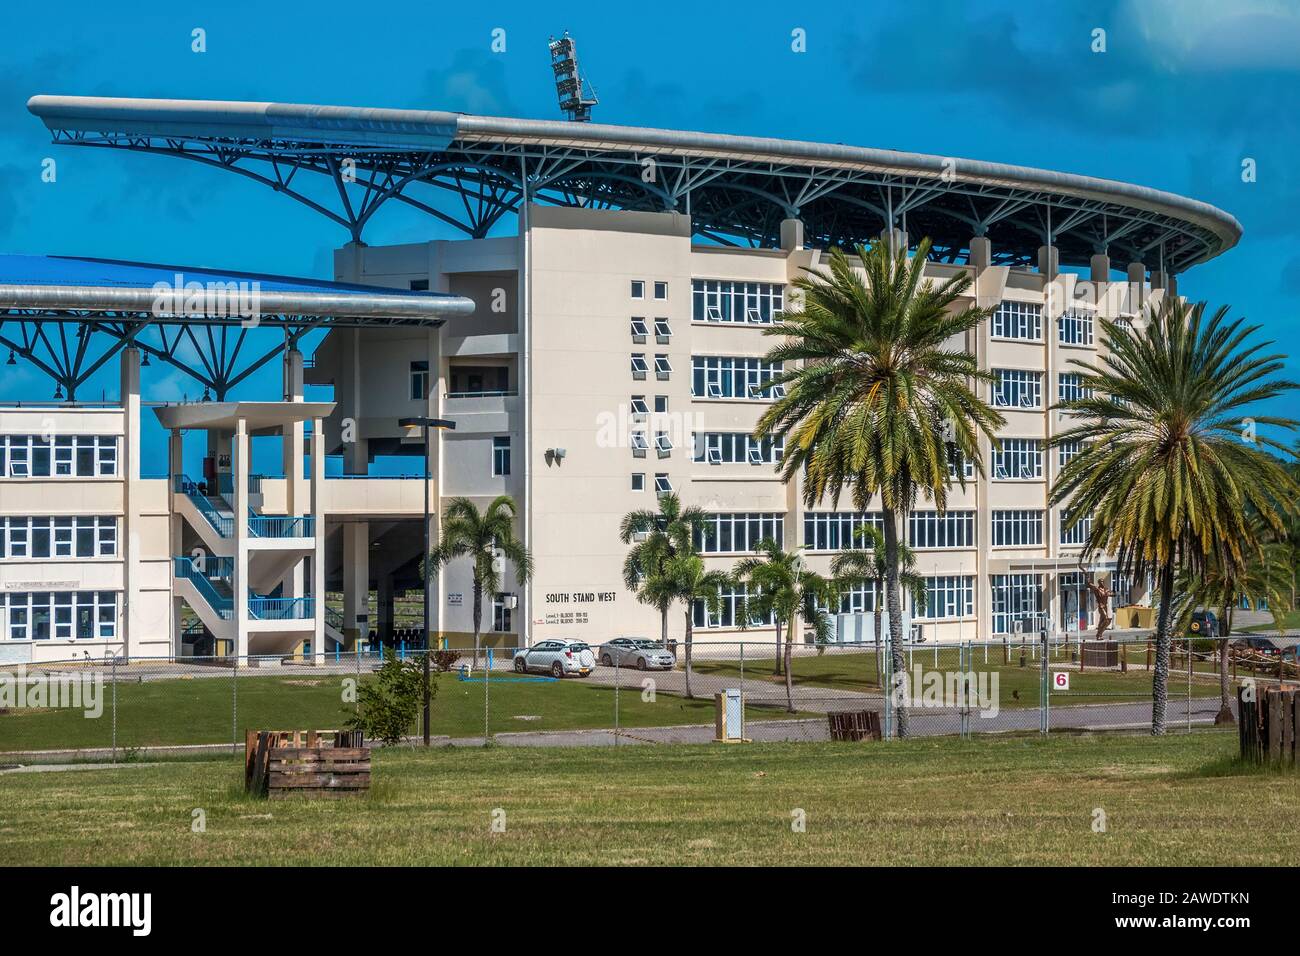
[1040,631,1049,735]
[232,654,239,754]
[111,655,118,764]
[882,628,893,740]
[484,646,491,745]
[613,653,620,746]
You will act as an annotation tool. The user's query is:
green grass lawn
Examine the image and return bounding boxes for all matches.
[0,670,783,753]
[1,731,1294,866]
[694,647,1219,709]
[1239,610,1300,633]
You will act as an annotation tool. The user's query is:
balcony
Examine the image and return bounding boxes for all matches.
[247,513,315,538]
[249,596,315,621]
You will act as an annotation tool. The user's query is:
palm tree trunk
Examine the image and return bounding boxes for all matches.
[882,508,909,737]
[660,605,669,650]
[783,619,795,713]
[1216,595,1234,724]
[1151,560,1175,735]
[683,609,695,699]
[472,577,482,669]
[874,596,883,685]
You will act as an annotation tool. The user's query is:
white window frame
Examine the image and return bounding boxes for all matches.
[654,319,672,342]
[654,473,673,494]
[630,317,648,342]
[654,354,672,379]
[631,354,648,379]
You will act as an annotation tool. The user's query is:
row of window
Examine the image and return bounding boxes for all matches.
[692,280,786,324]
[0,435,118,478]
[692,513,786,554]
[694,432,784,465]
[692,356,785,401]
[630,317,673,343]
[691,575,979,628]
[630,354,673,379]
[990,370,1097,409]
[0,517,118,559]
[631,280,669,301]
[989,301,1096,347]
[802,509,1088,549]
[0,591,118,640]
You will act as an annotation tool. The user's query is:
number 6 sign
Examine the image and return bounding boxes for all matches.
[1052,670,1070,692]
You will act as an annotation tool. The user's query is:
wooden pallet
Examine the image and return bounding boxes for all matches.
[827,710,882,742]
[245,729,369,797]
[1238,686,1300,764]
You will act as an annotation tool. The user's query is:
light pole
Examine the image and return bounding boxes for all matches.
[400,416,456,746]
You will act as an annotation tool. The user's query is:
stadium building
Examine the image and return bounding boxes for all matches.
[0,93,1241,662]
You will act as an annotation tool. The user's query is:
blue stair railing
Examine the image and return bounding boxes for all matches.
[172,475,234,537]
[247,510,315,538]
[248,596,315,620]
[173,557,234,619]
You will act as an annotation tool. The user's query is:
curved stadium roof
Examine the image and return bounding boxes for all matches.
[27,95,1241,275]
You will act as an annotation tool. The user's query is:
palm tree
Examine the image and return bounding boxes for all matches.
[1051,297,1299,734]
[619,493,707,650]
[831,524,928,683]
[733,540,839,712]
[1175,525,1292,724]
[756,238,1003,735]
[663,552,731,700]
[426,495,533,667]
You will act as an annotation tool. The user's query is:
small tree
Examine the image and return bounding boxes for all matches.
[664,552,730,699]
[621,493,708,649]
[831,525,927,682]
[345,650,437,745]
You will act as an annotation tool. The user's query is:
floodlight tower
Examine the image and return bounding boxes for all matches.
[548,32,598,122]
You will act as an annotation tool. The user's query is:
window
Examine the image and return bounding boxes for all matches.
[630,317,648,341]
[916,576,975,620]
[991,574,1043,634]
[0,435,118,478]
[654,319,672,342]
[694,513,784,553]
[694,432,783,465]
[654,395,669,414]
[1058,372,1093,404]
[691,356,784,400]
[631,354,648,379]
[630,396,649,418]
[991,438,1042,480]
[631,473,645,492]
[991,369,1043,409]
[691,279,786,324]
[631,280,645,299]
[692,583,774,629]
[1058,439,1083,468]
[654,432,673,457]
[992,510,1044,547]
[991,301,1042,340]
[630,432,649,457]
[654,281,668,300]
[409,361,429,401]
[908,511,977,549]
[0,517,118,559]
[409,279,430,292]
[947,448,975,482]
[493,593,513,632]
[654,473,673,494]
[1060,509,1091,546]
[804,512,882,551]
[1,590,117,640]
[492,437,511,476]
[654,355,672,379]
[1058,308,1095,346]
[832,581,880,614]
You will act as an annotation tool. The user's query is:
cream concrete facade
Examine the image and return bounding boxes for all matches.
[311,204,1165,649]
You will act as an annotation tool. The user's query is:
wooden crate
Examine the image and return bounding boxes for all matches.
[245,729,370,797]
[1238,686,1300,764]
[827,710,882,742]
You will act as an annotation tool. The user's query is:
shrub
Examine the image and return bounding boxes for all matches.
[345,650,438,745]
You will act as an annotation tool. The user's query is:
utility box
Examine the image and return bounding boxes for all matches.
[714,688,748,743]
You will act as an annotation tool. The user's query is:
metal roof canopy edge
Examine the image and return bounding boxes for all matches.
[26,94,1242,272]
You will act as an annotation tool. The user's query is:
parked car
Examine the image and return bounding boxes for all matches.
[1233,636,1283,656]
[513,639,595,678]
[597,638,676,671]
[1188,610,1219,638]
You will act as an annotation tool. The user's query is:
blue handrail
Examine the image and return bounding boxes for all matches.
[247,511,315,538]
[173,475,234,537]
[173,556,234,619]
[249,596,315,620]
[216,472,264,496]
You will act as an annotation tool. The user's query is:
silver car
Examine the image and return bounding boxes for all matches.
[598,638,676,671]
[513,638,595,678]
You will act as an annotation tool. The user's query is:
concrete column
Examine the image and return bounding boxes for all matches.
[282,350,307,605]
[120,348,143,657]
[1126,261,1146,312]
[342,522,369,650]
[426,326,443,645]
[233,418,250,660]
[1167,274,1178,298]
[1150,270,1167,291]
[1089,253,1111,283]
[880,226,907,254]
[1037,244,1059,279]
[780,218,804,251]
[342,329,368,474]
[310,416,326,663]
[969,235,992,645]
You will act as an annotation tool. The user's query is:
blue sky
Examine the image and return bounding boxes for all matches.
[0,0,1296,472]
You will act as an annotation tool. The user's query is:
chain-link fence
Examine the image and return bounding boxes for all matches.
[0,634,1273,760]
